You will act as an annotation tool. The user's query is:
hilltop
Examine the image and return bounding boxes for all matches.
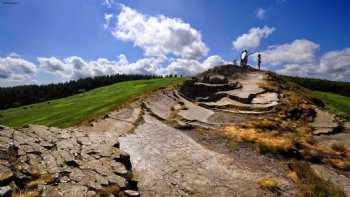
[1,64,350,196]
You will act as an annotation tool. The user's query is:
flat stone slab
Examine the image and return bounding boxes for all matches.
[310,109,340,135]
[177,94,215,123]
[200,97,278,110]
[251,92,279,104]
[0,125,137,196]
[143,91,178,120]
[314,132,350,150]
[217,72,266,101]
[311,164,350,196]
[80,103,142,135]
[120,114,296,197]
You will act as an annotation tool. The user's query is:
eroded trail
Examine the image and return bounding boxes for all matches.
[113,71,297,196]
[82,67,350,196]
[120,114,294,196]
[2,66,350,196]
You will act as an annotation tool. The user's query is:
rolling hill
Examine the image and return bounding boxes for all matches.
[0,77,184,128]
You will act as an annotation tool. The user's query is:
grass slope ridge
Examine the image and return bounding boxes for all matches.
[282,75,350,97]
[311,91,350,120]
[0,78,184,128]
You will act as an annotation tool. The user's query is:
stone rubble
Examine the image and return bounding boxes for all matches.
[0,124,139,197]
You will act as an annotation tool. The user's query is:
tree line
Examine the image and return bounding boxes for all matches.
[282,75,350,97]
[0,74,167,110]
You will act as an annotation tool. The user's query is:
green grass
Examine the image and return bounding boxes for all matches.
[311,91,350,120]
[0,78,184,128]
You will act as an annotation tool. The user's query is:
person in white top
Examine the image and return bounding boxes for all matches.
[240,50,248,67]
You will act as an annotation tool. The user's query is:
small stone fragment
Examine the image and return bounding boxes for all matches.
[0,165,13,183]
[0,185,12,196]
[124,190,140,197]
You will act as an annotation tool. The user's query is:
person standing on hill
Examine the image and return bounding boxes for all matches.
[257,54,261,70]
[240,50,248,67]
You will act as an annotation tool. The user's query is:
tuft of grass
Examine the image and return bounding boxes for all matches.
[26,174,55,188]
[0,78,184,128]
[227,140,240,151]
[14,190,40,197]
[97,184,121,197]
[311,91,350,121]
[224,126,294,154]
[257,178,280,192]
[331,143,347,153]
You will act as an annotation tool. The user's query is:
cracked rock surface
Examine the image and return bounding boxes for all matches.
[0,125,138,196]
[120,114,296,196]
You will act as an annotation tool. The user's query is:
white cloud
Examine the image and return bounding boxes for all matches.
[0,55,37,86]
[112,5,208,59]
[265,40,350,81]
[38,54,166,80]
[316,48,350,81]
[38,57,66,72]
[256,8,266,19]
[36,53,225,81]
[233,26,275,50]
[259,39,320,66]
[163,55,226,76]
[277,64,316,78]
[102,0,115,8]
[104,13,114,29]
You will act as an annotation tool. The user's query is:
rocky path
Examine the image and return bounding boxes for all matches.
[113,71,297,196]
[120,114,295,197]
[3,66,349,196]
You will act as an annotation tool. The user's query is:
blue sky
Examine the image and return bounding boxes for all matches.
[1,0,350,86]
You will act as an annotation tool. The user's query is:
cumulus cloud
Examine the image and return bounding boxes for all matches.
[0,55,37,86]
[112,5,208,59]
[1,5,228,86]
[256,8,266,19]
[163,55,226,76]
[261,40,350,81]
[277,64,317,78]
[233,26,275,50]
[312,48,350,81]
[259,39,320,66]
[38,53,225,79]
[38,57,66,72]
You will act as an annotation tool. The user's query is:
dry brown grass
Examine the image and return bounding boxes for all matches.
[328,159,350,171]
[257,177,280,192]
[287,171,299,183]
[331,143,347,153]
[26,174,55,189]
[14,190,40,197]
[223,126,294,154]
[97,184,121,197]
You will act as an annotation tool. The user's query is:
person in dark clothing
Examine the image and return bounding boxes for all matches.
[257,54,261,70]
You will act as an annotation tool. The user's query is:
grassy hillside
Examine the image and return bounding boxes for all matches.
[282,75,350,97]
[311,91,350,120]
[0,78,184,128]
